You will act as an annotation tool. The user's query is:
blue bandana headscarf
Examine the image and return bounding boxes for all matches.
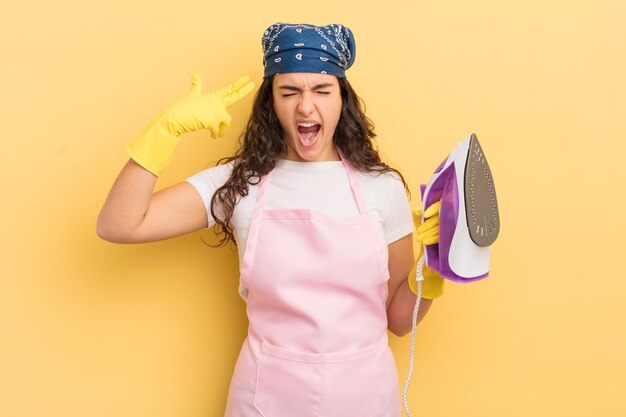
[261,23,356,78]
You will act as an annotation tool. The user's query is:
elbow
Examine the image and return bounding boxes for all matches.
[388,327,404,338]
[387,309,410,337]
[96,221,117,243]
[387,297,434,337]
[97,229,116,243]
[96,215,129,243]
[96,215,110,241]
[388,321,411,338]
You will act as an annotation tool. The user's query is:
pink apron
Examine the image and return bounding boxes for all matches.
[224,153,401,417]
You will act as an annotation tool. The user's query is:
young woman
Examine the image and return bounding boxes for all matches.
[97,22,443,417]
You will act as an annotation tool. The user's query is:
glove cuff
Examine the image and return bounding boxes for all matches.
[127,116,181,176]
[407,255,445,299]
[420,264,445,299]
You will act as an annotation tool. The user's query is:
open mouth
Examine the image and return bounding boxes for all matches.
[297,123,321,146]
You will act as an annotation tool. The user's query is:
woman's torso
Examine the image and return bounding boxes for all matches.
[185,158,413,301]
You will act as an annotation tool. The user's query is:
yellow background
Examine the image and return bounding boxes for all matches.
[2,1,625,416]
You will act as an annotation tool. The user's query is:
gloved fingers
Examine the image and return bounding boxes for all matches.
[218,113,233,137]
[417,227,438,243]
[413,200,441,225]
[215,76,256,106]
[222,80,255,107]
[218,123,230,137]
[213,76,249,97]
[188,73,202,96]
[424,201,441,219]
[416,214,439,235]
[230,75,252,91]
[206,120,221,139]
[422,234,439,245]
[412,208,423,227]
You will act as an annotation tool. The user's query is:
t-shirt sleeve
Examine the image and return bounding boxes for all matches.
[383,175,414,244]
[184,163,233,229]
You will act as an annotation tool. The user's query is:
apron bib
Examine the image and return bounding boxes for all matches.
[224,153,401,417]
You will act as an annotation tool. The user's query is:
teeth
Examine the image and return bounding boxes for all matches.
[298,122,318,127]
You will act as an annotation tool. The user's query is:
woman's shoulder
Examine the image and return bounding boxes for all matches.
[185,160,235,189]
[356,166,405,186]
[200,159,236,174]
[355,167,408,207]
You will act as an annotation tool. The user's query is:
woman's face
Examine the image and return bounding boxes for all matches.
[272,72,342,162]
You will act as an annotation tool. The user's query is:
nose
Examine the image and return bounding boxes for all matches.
[296,91,314,115]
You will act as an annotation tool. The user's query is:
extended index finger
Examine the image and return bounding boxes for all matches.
[215,76,256,106]
[223,81,255,106]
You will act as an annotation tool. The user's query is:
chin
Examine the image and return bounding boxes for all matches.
[291,144,338,162]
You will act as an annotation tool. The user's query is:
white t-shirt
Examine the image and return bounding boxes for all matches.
[185,158,414,301]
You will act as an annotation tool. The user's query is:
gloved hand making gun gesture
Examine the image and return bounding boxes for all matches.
[407,201,445,299]
[127,73,255,176]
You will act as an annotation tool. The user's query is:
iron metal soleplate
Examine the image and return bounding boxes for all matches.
[464,134,500,247]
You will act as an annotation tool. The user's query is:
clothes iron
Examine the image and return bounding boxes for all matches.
[420,132,500,281]
[402,133,500,417]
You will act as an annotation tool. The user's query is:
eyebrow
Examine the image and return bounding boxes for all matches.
[277,83,335,92]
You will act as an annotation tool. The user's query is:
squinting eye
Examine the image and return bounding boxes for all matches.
[282,94,296,97]
[317,91,330,95]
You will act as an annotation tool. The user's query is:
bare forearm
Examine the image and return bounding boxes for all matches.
[387,280,433,337]
[97,159,157,241]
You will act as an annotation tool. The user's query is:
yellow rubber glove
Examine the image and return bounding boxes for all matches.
[416,201,441,245]
[127,73,255,176]
[407,202,445,299]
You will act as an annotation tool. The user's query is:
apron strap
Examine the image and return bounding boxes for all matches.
[337,149,369,216]
[255,169,274,209]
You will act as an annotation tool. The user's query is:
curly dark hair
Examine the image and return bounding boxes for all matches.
[209,75,409,246]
